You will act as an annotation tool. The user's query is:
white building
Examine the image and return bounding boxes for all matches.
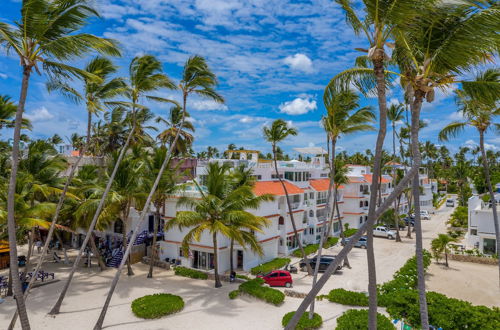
[466,195,499,255]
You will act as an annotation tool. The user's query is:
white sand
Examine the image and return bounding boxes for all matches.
[1,203,498,329]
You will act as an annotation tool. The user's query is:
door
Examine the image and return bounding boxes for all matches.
[267,272,279,286]
[237,250,243,269]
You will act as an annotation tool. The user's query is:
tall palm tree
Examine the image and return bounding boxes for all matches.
[263,119,312,274]
[93,55,223,330]
[0,1,120,325]
[390,2,500,327]
[49,55,175,316]
[310,89,375,316]
[19,57,125,316]
[439,68,500,285]
[168,162,270,287]
[156,105,195,155]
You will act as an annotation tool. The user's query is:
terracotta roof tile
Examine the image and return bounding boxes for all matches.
[253,181,304,196]
[363,174,391,184]
[309,179,345,191]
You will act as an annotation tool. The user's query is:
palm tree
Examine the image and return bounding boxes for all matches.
[431,234,456,267]
[49,55,175,316]
[92,55,223,330]
[156,105,195,155]
[228,164,273,274]
[309,89,375,316]
[439,68,500,285]
[0,1,120,324]
[168,162,269,287]
[263,120,311,273]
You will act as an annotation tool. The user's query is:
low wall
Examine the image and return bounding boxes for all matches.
[444,253,498,265]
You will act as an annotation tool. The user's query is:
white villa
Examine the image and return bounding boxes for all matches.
[466,195,499,255]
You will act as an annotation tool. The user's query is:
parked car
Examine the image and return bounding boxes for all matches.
[257,270,293,287]
[342,236,368,248]
[403,216,415,226]
[299,255,342,272]
[411,210,431,220]
[446,198,455,207]
[373,226,396,239]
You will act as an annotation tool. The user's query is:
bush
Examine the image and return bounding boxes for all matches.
[327,288,368,306]
[282,311,322,330]
[174,266,208,280]
[250,258,291,275]
[131,293,184,319]
[238,278,285,305]
[343,228,357,237]
[236,274,251,281]
[325,236,339,247]
[336,309,395,330]
[292,237,340,257]
[447,206,468,228]
[384,290,500,330]
[228,290,239,299]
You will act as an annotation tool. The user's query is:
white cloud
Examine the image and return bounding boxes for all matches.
[239,116,253,123]
[279,97,317,115]
[447,111,464,121]
[485,143,498,151]
[283,53,314,73]
[0,72,7,79]
[24,107,54,122]
[190,100,228,111]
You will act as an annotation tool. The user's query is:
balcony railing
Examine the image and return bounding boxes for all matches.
[292,202,301,209]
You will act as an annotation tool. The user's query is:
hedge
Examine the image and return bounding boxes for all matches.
[282,311,322,330]
[384,290,500,330]
[174,266,208,280]
[236,274,251,281]
[250,258,291,275]
[336,309,395,330]
[327,288,368,306]
[131,293,184,319]
[379,251,431,295]
[292,237,340,257]
[238,278,285,305]
[343,228,357,237]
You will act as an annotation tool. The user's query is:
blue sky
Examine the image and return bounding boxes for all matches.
[1,0,498,156]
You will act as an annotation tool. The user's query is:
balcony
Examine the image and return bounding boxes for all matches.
[292,202,301,209]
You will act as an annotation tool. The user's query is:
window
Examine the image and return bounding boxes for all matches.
[309,228,314,235]
[317,227,322,233]
[484,238,497,255]
[179,248,184,257]
[279,272,288,277]
[320,173,328,178]
[317,191,327,204]
[333,222,339,232]
[316,208,326,220]
[286,235,299,250]
[359,216,363,224]
[252,175,262,180]
[269,272,278,278]
[309,210,314,217]
[304,193,308,200]
[359,201,363,207]
[365,216,368,222]
[278,216,285,225]
[309,192,314,199]
[471,229,477,235]
[364,201,369,207]
[271,174,283,179]
[284,172,294,181]
[302,213,307,224]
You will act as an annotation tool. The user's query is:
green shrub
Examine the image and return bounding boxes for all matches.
[131,293,184,319]
[292,237,340,257]
[238,278,285,305]
[379,251,431,295]
[174,266,208,280]
[325,237,339,247]
[384,290,500,330]
[228,290,239,299]
[236,274,251,281]
[282,311,322,330]
[327,288,368,306]
[250,258,291,275]
[343,228,357,237]
[336,309,395,330]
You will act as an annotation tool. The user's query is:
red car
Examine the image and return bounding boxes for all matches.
[257,270,293,287]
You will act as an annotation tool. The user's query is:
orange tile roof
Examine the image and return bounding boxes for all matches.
[71,150,80,156]
[363,174,391,184]
[309,179,344,191]
[253,181,304,196]
[348,176,368,184]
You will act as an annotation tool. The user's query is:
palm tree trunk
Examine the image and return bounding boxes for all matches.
[335,192,350,268]
[7,66,32,330]
[229,238,234,275]
[445,250,448,267]
[90,232,106,271]
[392,124,402,242]
[272,144,312,275]
[7,268,13,296]
[411,91,429,329]
[407,191,413,239]
[122,210,134,276]
[395,195,402,242]
[365,55,389,330]
[213,232,222,288]
[92,90,189,330]
[147,208,160,278]
[310,137,337,317]
[49,125,135,315]
[479,130,500,287]
[8,148,89,329]
[26,227,35,264]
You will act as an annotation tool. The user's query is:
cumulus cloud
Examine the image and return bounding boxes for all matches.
[447,111,464,121]
[283,53,314,73]
[24,107,54,122]
[279,97,317,115]
[190,100,228,111]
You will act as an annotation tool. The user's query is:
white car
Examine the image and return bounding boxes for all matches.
[446,199,455,207]
[373,226,396,239]
[419,210,431,220]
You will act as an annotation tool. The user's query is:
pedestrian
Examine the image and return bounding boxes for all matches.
[35,240,42,254]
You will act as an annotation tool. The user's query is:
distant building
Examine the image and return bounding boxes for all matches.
[466,195,499,255]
